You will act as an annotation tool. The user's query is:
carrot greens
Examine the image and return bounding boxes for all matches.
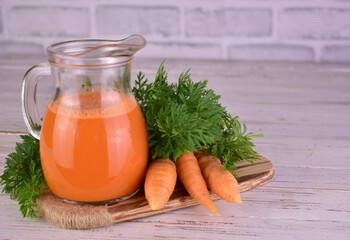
[133,65,225,161]
[133,63,262,172]
[0,135,45,218]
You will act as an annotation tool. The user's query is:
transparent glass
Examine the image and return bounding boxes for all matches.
[21,35,148,204]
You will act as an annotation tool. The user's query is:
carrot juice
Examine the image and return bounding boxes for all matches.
[40,90,148,202]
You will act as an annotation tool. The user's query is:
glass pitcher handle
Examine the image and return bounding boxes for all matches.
[21,63,51,140]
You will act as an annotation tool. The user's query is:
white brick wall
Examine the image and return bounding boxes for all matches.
[185,8,272,37]
[228,44,315,62]
[8,6,90,38]
[0,0,350,63]
[0,7,3,35]
[96,6,180,37]
[321,45,350,63]
[0,41,43,55]
[280,8,350,40]
[144,42,222,59]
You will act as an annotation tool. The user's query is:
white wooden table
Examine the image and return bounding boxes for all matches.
[0,56,349,239]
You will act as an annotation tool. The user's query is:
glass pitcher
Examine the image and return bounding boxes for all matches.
[22,35,148,204]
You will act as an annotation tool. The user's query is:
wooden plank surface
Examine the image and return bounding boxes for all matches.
[0,57,350,239]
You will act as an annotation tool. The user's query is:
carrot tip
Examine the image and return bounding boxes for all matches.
[209,207,219,216]
[148,200,163,210]
[235,196,242,204]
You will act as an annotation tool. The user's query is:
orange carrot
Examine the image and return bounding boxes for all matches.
[144,158,177,210]
[196,152,241,203]
[176,152,218,215]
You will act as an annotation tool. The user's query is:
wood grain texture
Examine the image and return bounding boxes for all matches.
[1,57,350,239]
[36,157,273,229]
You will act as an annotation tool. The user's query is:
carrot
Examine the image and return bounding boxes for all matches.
[144,158,177,210]
[196,152,241,203]
[176,152,218,215]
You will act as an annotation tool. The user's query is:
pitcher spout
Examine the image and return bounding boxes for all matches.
[71,34,147,58]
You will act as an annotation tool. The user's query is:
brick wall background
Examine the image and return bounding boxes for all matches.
[1,0,350,63]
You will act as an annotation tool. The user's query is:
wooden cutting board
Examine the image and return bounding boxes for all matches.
[37,156,274,229]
